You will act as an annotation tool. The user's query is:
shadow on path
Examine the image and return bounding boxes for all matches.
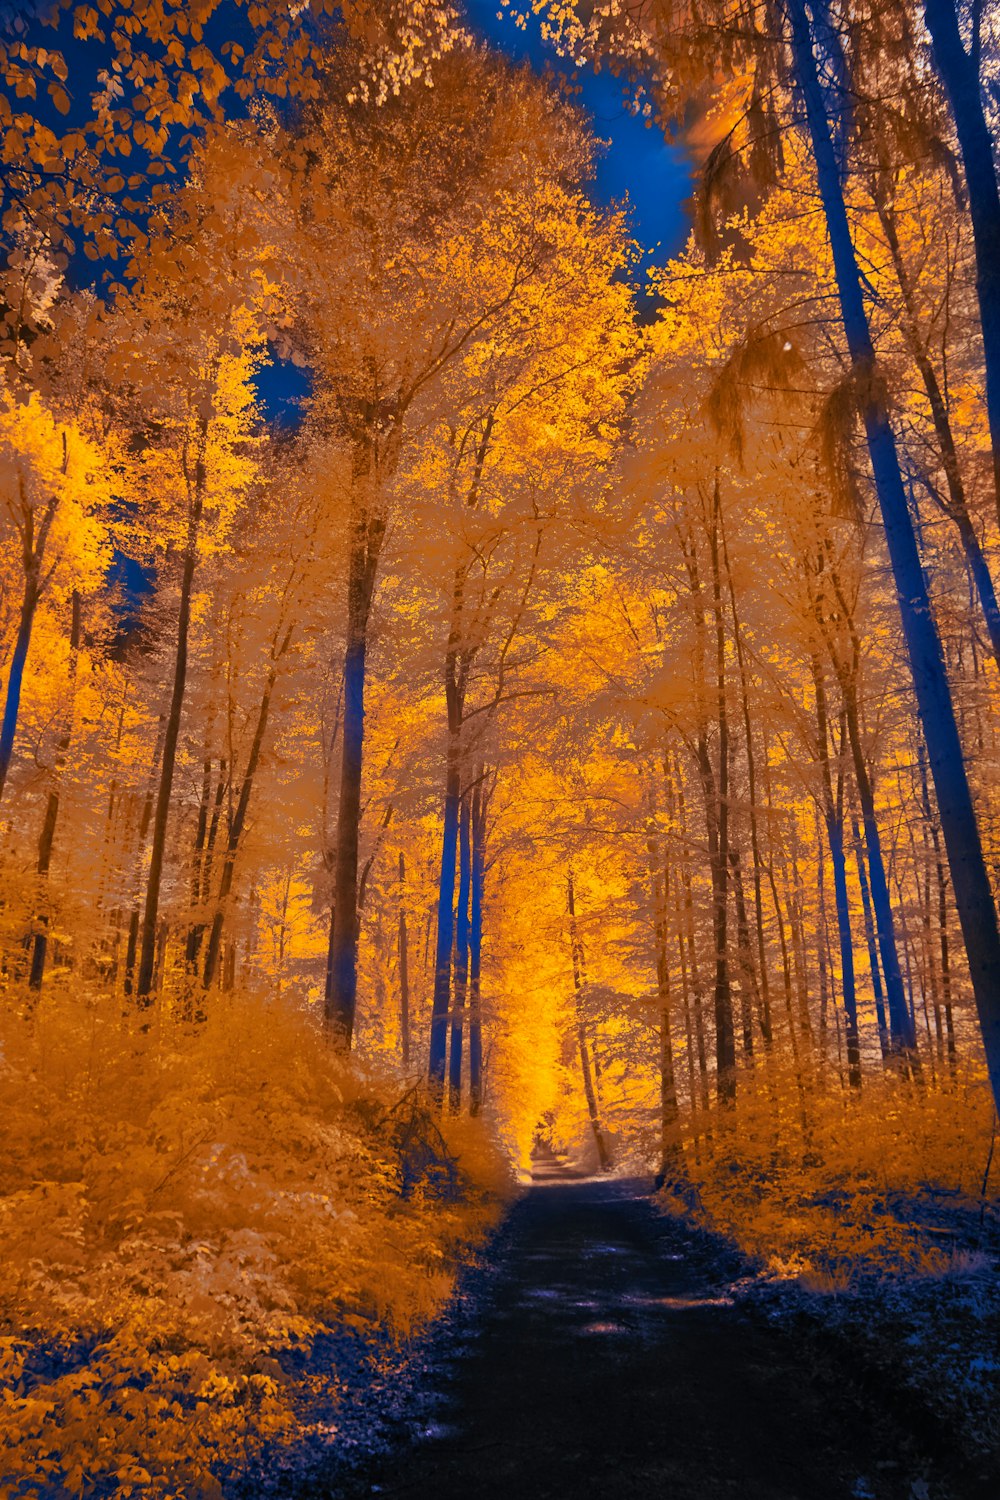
[331,1178,977,1500]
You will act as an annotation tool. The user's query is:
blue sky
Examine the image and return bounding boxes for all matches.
[465,0,694,266]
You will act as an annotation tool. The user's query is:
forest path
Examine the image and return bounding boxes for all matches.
[332,1177,973,1500]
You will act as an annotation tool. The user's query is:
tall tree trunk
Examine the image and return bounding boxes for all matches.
[852,812,890,1056]
[428,569,467,1102]
[840,682,914,1055]
[325,429,389,1045]
[468,770,487,1116]
[646,801,682,1178]
[708,483,736,1101]
[676,770,712,1116]
[811,654,862,1086]
[397,851,411,1069]
[918,744,958,1069]
[728,843,758,1058]
[185,755,214,971]
[876,191,1000,663]
[0,494,56,807]
[325,557,370,1042]
[726,555,773,1047]
[790,0,1000,1109]
[202,645,287,992]
[122,716,167,997]
[568,868,610,1170]
[136,487,203,1005]
[28,590,81,991]
[923,0,1000,524]
[0,582,39,809]
[449,787,472,1112]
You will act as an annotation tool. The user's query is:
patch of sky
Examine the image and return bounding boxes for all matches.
[253,349,312,430]
[464,0,695,291]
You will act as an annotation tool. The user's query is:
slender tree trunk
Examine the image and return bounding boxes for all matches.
[811,655,862,1085]
[918,744,958,1070]
[325,577,369,1041]
[397,851,411,1069]
[325,429,389,1045]
[468,771,486,1116]
[123,714,168,1000]
[852,812,890,1056]
[185,756,213,970]
[841,683,915,1055]
[202,636,289,992]
[428,582,466,1101]
[727,566,773,1047]
[449,788,472,1112]
[0,495,56,809]
[646,802,682,1177]
[790,0,1000,1109]
[0,584,39,809]
[136,490,203,1005]
[877,193,1000,662]
[728,843,758,1058]
[568,868,610,1170]
[924,0,1000,524]
[708,484,736,1101]
[28,590,81,991]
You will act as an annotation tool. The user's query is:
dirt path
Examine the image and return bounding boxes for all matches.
[331,1177,980,1500]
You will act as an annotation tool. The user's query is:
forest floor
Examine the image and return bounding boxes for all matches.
[276,1169,997,1500]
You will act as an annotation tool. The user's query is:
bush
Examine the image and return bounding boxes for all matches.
[0,985,510,1498]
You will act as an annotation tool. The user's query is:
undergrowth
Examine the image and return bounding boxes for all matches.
[0,985,511,1499]
[667,1059,998,1285]
[660,1060,1000,1466]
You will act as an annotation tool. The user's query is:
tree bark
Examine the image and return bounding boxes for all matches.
[568,868,610,1170]
[449,787,472,1112]
[136,480,203,1005]
[28,590,81,991]
[811,653,862,1086]
[789,0,1000,1110]
[646,802,682,1177]
[468,767,487,1116]
[202,639,288,992]
[0,494,56,808]
[397,851,411,1069]
[923,0,1000,526]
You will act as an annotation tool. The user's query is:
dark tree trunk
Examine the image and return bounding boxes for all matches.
[397,851,411,1069]
[28,591,81,991]
[136,486,203,1005]
[0,493,56,808]
[0,583,39,808]
[852,813,890,1056]
[185,755,214,971]
[325,428,390,1045]
[429,563,468,1100]
[728,842,758,1058]
[646,805,682,1176]
[568,869,610,1170]
[325,612,368,1041]
[202,635,289,992]
[924,0,1000,525]
[726,560,773,1047]
[811,657,861,1086]
[876,190,1000,662]
[792,0,1000,1089]
[468,768,487,1116]
[449,788,472,1112]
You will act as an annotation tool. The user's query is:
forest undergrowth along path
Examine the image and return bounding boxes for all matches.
[328,1174,988,1500]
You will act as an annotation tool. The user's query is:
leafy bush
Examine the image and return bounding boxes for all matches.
[0,986,509,1498]
[663,1058,998,1283]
